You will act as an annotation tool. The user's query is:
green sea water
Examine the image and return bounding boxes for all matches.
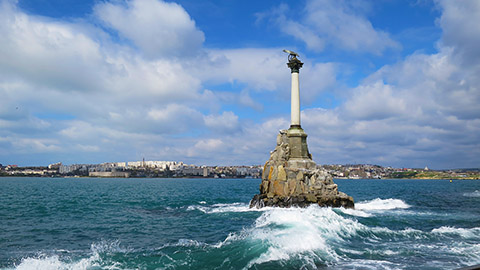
[1,177,480,269]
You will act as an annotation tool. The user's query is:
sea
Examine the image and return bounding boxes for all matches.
[1,177,480,270]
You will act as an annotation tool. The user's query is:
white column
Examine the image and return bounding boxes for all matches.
[291,71,300,126]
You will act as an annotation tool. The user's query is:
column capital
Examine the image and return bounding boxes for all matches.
[287,57,303,73]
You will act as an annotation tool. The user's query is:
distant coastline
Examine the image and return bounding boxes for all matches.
[1,162,479,180]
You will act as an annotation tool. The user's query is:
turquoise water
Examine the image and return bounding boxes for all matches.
[1,177,480,269]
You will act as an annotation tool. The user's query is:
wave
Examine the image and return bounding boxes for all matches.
[186,202,270,213]
[432,226,480,239]
[187,198,411,216]
[339,208,372,217]
[355,198,411,211]
[464,190,480,197]
[226,205,480,269]
[6,241,124,270]
[9,255,95,270]
[337,198,411,217]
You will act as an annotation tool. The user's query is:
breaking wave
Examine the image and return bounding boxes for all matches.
[253,207,479,268]
[355,198,411,211]
[337,198,411,217]
[186,198,411,216]
[219,204,480,269]
[6,241,125,270]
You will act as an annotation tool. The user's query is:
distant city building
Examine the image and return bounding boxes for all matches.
[4,161,476,180]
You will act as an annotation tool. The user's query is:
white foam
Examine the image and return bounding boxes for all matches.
[188,198,411,216]
[238,204,464,268]
[363,248,400,256]
[464,190,480,197]
[175,238,206,247]
[339,208,372,217]
[244,205,368,267]
[342,259,402,270]
[432,226,480,239]
[338,248,363,255]
[10,241,124,270]
[186,205,208,213]
[12,254,100,270]
[187,202,270,214]
[412,240,480,267]
[90,240,128,254]
[355,198,411,211]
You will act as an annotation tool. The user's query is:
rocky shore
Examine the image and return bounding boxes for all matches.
[250,130,354,209]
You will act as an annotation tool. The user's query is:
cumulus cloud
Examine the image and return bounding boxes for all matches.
[436,0,480,67]
[287,0,479,169]
[0,0,214,165]
[343,82,406,120]
[94,0,204,59]
[200,48,287,91]
[259,0,400,54]
[204,111,240,134]
[0,0,202,103]
[0,0,478,170]
[301,44,479,168]
[147,104,204,133]
[1,0,298,166]
[187,139,226,157]
[198,48,337,105]
[10,138,61,153]
[0,1,106,93]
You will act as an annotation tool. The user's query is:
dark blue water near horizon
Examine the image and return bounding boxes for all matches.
[1,177,480,269]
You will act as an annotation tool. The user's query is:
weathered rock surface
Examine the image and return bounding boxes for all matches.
[249,130,354,209]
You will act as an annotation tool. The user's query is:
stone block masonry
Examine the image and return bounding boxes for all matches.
[249,130,354,209]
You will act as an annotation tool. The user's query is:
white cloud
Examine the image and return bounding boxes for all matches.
[190,139,225,153]
[436,0,480,67]
[197,48,337,105]
[74,144,100,153]
[295,0,480,168]
[10,138,61,153]
[94,0,204,59]
[201,48,287,91]
[0,0,264,166]
[301,47,479,168]
[204,111,240,134]
[0,2,107,93]
[260,0,400,54]
[0,0,203,98]
[301,62,337,103]
[147,104,204,133]
[0,0,478,170]
[343,81,406,120]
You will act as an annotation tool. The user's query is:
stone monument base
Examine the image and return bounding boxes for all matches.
[250,192,354,208]
[249,130,354,209]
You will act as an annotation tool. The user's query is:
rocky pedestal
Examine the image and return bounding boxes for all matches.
[249,130,354,209]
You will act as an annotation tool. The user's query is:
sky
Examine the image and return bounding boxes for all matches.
[0,0,479,169]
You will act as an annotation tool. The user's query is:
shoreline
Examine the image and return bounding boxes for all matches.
[0,175,478,180]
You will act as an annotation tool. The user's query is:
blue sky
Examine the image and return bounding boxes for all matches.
[0,0,479,169]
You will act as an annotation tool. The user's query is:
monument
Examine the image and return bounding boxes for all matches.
[249,50,354,209]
